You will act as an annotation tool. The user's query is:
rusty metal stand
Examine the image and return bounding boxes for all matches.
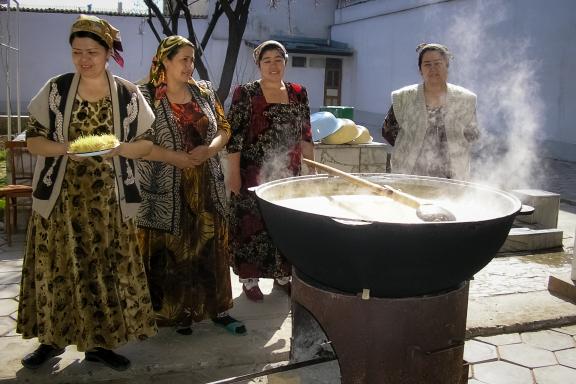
[291,270,470,384]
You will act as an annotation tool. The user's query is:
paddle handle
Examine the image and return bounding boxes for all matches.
[303,158,420,209]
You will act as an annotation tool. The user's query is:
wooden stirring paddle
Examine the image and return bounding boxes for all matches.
[303,158,456,222]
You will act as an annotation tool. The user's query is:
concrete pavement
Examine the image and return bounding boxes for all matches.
[0,158,575,383]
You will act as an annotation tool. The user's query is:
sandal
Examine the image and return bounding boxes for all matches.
[84,348,131,371]
[212,315,247,335]
[243,283,264,301]
[274,279,292,296]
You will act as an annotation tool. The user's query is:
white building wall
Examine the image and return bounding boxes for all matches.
[239,0,336,41]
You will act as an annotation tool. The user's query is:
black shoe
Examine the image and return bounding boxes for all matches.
[21,344,66,370]
[84,348,131,371]
[176,326,193,336]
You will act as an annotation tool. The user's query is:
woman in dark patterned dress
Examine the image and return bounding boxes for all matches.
[17,15,157,371]
[137,36,245,336]
[227,40,315,301]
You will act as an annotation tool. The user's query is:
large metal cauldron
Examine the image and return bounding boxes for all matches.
[254,173,523,298]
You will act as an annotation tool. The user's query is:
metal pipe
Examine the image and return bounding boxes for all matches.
[571,226,576,280]
[14,0,20,134]
[3,0,11,138]
[204,354,337,384]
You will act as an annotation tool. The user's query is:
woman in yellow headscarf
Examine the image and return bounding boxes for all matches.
[17,15,157,371]
[137,36,245,336]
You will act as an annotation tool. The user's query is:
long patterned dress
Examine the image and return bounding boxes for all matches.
[137,99,233,328]
[17,96,157,351]
[226,81,312,279]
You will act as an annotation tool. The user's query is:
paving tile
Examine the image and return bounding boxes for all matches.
[465,339,499,363]
[0,316,16,336]
[0,299,18,317]
[0,260,22,272]
[499,343,557,368]
[533,365,576,383]
[472,360,534,384]
[555,348,576,369]
[476,333,522,346]
[0,284,19,300]
[521,330,576,351]
[0,247,25,261]
[553,324,576,336]
[0,272,20,286]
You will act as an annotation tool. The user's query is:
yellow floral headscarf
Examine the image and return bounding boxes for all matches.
[149,35,195,102]
[70,14,124,67]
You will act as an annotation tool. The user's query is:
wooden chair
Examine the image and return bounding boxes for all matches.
[0,140,35,246]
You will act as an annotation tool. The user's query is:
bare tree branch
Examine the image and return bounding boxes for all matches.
[200,1,224,51]
[143,0,173,37]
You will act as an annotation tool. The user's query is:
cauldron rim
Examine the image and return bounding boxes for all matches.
[253,173,522,225]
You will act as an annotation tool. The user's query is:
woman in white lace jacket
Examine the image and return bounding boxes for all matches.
[382,43,480,180]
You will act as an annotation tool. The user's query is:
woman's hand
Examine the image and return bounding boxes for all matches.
[67,154,87,162]
[64,142,87,162]
[188,145,216,166]
[169,151,196,169]
[102,143,122,159]
[103,140,153,160]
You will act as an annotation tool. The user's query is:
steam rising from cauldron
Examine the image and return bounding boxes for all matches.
[260,149,298,184]
[439,0,544,190]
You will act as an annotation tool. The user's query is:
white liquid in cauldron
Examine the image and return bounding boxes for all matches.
[274,194,507,223]
[274,194,422,223]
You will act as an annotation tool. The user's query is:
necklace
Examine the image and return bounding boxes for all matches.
[167,89,192,104]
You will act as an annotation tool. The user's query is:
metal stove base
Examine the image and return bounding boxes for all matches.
[291,270,470,384]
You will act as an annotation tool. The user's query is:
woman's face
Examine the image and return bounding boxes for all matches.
[71,37,110,79]
[259,48,286,82]
[163,45,195,85]
[419,50,449,86]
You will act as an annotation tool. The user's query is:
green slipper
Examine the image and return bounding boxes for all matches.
[212,315,247,335]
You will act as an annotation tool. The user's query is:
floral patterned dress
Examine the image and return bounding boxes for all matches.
[17,96,157,351]
[137,99,233,327]
[226,81,312,279]
[412,106,452,178]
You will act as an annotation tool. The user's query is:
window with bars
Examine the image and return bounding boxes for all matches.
[292,56,307,68]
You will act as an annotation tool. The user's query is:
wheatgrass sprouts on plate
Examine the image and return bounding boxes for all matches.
[68,134,119,154]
